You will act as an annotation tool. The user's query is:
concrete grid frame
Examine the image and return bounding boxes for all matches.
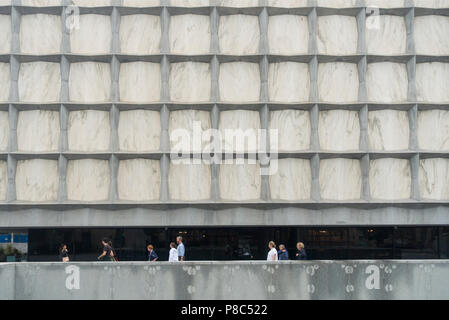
[0,0,448,228]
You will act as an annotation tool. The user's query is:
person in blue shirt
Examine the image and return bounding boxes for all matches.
[176,236,185,261]
[295,242,307,260]
[278,244,289,260]
[147,244,158,262]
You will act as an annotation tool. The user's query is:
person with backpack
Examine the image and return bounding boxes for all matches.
[97,238,117,262]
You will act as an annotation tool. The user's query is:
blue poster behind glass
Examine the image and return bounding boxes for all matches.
[0,234,12,243]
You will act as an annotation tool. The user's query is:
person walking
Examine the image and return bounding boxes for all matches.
[267,241,278,261]
[295,242,307,260]
[168,242,178,262]
[176,236,185,261]
[278,244,289,260]
[97,238,117,262]
[59,244,69,262]
[147,244,158,262]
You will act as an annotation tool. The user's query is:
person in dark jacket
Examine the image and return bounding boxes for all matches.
[147,244,158,262]
[295,242,307,260]
[278,244,289,260]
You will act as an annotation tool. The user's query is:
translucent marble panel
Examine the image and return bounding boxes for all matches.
[20,14,61,54]
[219,110,260,153]
[366,62,408,103]
[370,158,411,200]
[219,0,258,7]
[219,162,261,201]
[18,62,61,103]
[169,163,211,201]
[319,110,360,151]
[269,110,310,151]
[67,159,110,202]
[318,63,359,103]
[365,0,405,7]
[0,15,11,54]
[170,62,211,102]
[0,161,5,201]
[415,16,449,55]
[219,62,260,102]
[420,158,449,200]
[169,110,211,153]
[21,0,61,5]
[17,110,60,152]
[120,14,161,54]
[219,15,260,55]
[316,0,357,7]
[69,62,111,103]
[72,0,111,6]
[15,159,58,202]
[122,0,159,6]
[118,159,161,201]
[270,158,311,200]
[268,62,310,102]
[320,158,361,200]
[118,110,161,152]
[268,15,308,55]
[68,110,110,152]
[368,110,409,151]
[169,14,210,54]
[366,15,406,55]
[267,0,308,7]
[0,111,8,151]
[171,0,209,6]
[70,14,111,54]
[414,0,449,8]
[119,62,161,103]
[317,15,357,55]
[416,63,449,103]
[0,63,10,102]
[417,110,449,151]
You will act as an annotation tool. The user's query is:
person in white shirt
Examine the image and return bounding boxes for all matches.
[267,241,278,261]
[168,242,179,262]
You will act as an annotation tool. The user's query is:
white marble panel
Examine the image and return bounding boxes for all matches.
[219,0,258,7]
[366,15,406,55]
[170,62,211,102]
[414,0,449,8]
[0,15,11,54]
[319,110,360,151]
[20,14,61,54]
[118,159,161,201]
[219,62,260,102]
[70,14,111,54]
[417,110,449,151]
[21,0,61,5]
[67,159,110,201]
[415,16,449,55]
[122,0,159,6]
[219,162,261,201]
[368,110,409,151]
[119,62,160,103]
[170,0,209,6]
[320,158,361,200]
[18,62,61,103]
[219,15,260,55]
[420,158,449,200]
[0,161,5,201]
[219,110,260,153]
[0,111,8,151]
[0,63,10,102]
[69,62,111,103]
[269,110,310,151]
[318,63,359,103]
[169,110,211,153]
[119,110,161,152]
[366,62,408,103]
[15,159,58,202]
[268,62,310,102]
[17,110,60,152]
[68,110,110,152]
[416,63,449,103]
[270,158,311,200]
[120,14,161,54]
[72,0,111,6]
[317,15,357,55]
[169,162,211,201]
[267,0,308,7]
[268,15,308,54]
[370,158,411,200]
[365,0,405,7]
[316,0,357,7]
[169,14,210,54]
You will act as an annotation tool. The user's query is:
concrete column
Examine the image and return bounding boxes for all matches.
[61,1,71,53]
[161,56,170,103]
[309,56,318,103]
[160,104,170,153]
[110,105,119,152]
[408,104,418,151]
[356,8,366,54]
[11,6,20,54]
[407,56,417,102]
[211,56,219,103]
[311,153,320,201]
[59,104,68,152]
[361,154,370,200]
[60,56,70,103]
[210,7,219,54]
[58,155,68,202]
[308,7,317,55]
[410,153,420,201]
[358,56,367,102]
[259,7,268,55]
[359,104,368,151]
[8,105,17,153]
[160,153,170,201]
[109,155,119,202]
[9,56,19,103]
[260,104,270,201]
[6,154,16,202]
[405,7,415,55]
[310,104,320,151]
[111,56,120,103]
[160,105,170,201]
[210,104,220,201]
[161,7,170,54]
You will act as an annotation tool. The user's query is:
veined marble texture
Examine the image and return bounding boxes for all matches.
[170,62,211,102]
[414,0,449,8]
[415,16,449,55]
[169,162,211,201]
[18,62,61,103]
[269,110,311,151]
[119,62,161,103]
[416,63,449,103]
[420,158,449,200]
[320,158,361,200]
[71,0,111,7]
[267,0,308,7]
[0,63,9,102]
[20,14,61,54]
[370,158,411,200]
[170,0,209,6]
[169,14,210,55]
[316,0,357,7]
[0,111,8,151]
[319,110,360,151]
[366,15,406,55]
[317,15,358,55]
[0,161,5,201]
[15,159,59,202]
[219,110,261,153]
[219,62,260,102]
[368,110,409,151]
[120,14,161,54]
[17,110,60,152]
[219,162,261,201]
[70,14,111,54]
[365,0,405,7]
[270,158,311,201]
[318,63,359,103]
[118,159,161,201]
[68,110,110,152]
[417,109,449,151]
[67,159,110,201]
[268,62,310,102]
[69,62,111,103]
[0,15,11,54]
[122,0,160,6]
[169,109,211,153]
[366,62,408,103]
[268,15,308,55]
[219,15,260,55]
[219,0,258,7]
[119,110,161,152]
